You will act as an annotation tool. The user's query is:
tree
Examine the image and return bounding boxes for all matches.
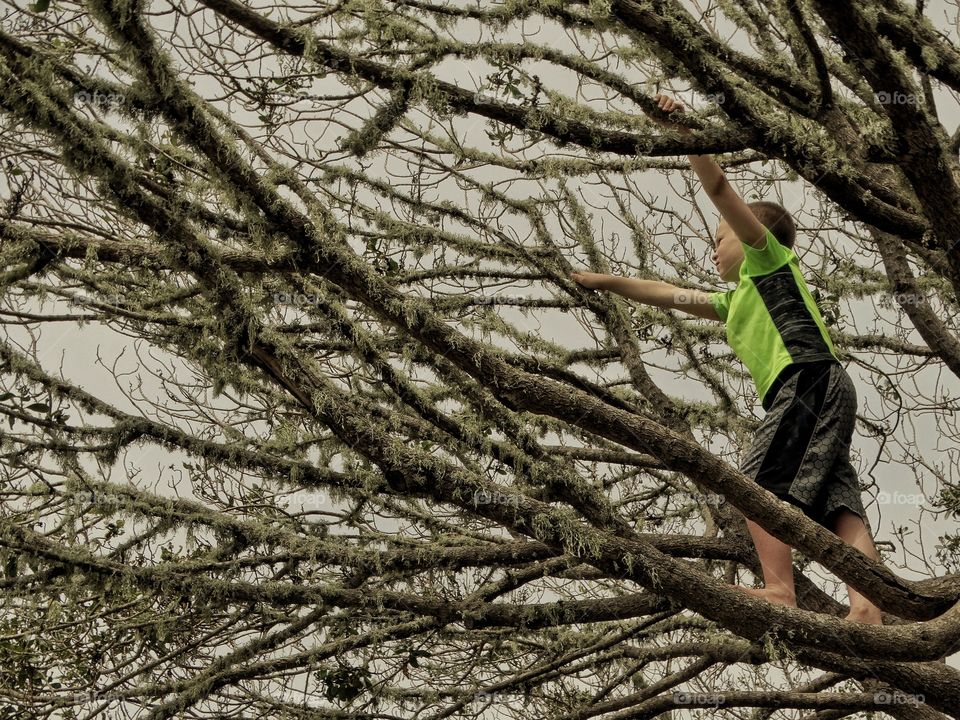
[0,0,958,717]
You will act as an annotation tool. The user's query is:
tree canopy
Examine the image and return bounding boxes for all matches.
[0,0,959,717]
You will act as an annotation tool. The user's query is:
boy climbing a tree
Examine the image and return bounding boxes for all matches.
[571,94,884,624]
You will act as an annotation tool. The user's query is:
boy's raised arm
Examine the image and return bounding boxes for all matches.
[651,94,766,249]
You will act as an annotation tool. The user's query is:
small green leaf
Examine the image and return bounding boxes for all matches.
[25,403,50,413]
[30,0,50,11]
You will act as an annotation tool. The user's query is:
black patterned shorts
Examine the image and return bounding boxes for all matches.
[739,360,868,527]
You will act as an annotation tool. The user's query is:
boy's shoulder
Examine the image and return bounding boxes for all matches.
[709,228,802,321]
[739,226,796,278]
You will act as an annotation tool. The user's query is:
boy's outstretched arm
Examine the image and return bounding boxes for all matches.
[569,271,721,321]
[651,94,767,249]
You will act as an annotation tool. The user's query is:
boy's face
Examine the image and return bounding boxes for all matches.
[712,219,744,283]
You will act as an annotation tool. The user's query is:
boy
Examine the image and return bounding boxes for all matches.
[570,94,884,624]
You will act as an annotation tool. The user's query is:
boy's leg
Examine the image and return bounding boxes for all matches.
[829,508,883,624]
[730,517,797,607]
[733,364,831,608]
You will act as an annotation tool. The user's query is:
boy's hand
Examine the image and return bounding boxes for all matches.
[570,271,609,290]
[650,94,692,134]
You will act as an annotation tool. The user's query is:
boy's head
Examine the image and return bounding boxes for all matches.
[712,201,796,282]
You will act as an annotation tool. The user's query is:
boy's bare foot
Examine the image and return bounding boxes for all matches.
[844,607,883,625]
[727,584,797,608]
